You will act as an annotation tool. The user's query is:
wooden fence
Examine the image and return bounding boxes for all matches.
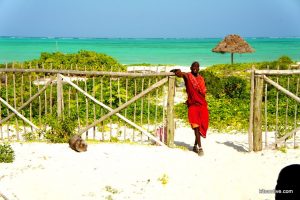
[0,65,176,147]
[249,68,300,151]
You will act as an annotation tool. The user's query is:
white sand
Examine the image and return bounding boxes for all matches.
[0,127,299,200]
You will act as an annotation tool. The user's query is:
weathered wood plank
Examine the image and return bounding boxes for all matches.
[253,75,264,151]
[166,76,175,147]
[0,68,175,77]
[57,74,63,117]
[263,75,300,103]
[255,69,300,75]
[0,77,53,124]
[248,67,255,152]
[275,127,300,145]
[0,97,39,130]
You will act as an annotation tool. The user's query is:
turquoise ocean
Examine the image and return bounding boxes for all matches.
[0,37,300,67]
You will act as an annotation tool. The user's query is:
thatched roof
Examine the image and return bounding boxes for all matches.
[212,34,254,54]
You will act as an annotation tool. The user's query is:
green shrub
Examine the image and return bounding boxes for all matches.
[223,76,247,98]
[200,71,247,99]
[200,70,224,98]
[0,143,15,163]
[278,55,293,64]
[207,96,250,132]
[256,56,293,70]
[23,131,41,141]
[278,146,287,153]
[44,115,77,143]
[29,50,126,71]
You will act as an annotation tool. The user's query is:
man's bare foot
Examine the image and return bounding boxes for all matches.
[193,145,199,154]
[198,147,204,156]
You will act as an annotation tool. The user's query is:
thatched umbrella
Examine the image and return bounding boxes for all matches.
[212,34,254,64]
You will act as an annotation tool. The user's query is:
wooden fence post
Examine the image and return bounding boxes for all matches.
[166,76,175,147]
[57,73,63,117]
[248,67,255,152]
[253,75,264,151]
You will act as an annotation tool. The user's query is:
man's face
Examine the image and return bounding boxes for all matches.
[190,65,199,75]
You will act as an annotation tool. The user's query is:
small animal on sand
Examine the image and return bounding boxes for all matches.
[68,135,88,152]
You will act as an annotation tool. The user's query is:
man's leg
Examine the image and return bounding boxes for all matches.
[194,127,201,148]
[193,127,203,155]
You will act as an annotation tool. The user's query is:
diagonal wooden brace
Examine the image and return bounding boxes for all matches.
[263,75,300,103]
[60,74,168,147]
[275,127,300,145]
[0,97,39,130]
[0,77,54,124]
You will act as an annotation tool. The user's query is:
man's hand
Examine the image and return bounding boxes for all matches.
[170,69,184,77]
[170,69,180,73]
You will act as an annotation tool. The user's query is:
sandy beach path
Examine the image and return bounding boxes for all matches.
[0,127,299,200]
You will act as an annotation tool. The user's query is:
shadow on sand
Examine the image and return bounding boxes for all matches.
[174,141,194,151]
[174,139,249,153]
[216,141,248,153]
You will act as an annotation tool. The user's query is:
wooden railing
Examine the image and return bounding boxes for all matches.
[0,67,176,147]
[249,68,300,151]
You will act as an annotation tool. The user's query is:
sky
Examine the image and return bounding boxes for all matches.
[0,0,300,38]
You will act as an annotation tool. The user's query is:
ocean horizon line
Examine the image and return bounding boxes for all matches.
[1,36,300,40]
[1,37,300,66]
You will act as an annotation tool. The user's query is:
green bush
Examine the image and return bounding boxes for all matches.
[0,143,15,163]
[200,71,247,99]
[277,55,293,64]
[207,96,250,132]
[255,56,293,70]
[223,76,247,98]
[23,130,43,142]
[44,115,77,143]
[29,50,126,71]
[200,70,224,98]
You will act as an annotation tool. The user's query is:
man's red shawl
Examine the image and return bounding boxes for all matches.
[185,73,209,137]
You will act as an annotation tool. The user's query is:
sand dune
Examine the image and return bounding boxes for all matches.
[0,127,299,200]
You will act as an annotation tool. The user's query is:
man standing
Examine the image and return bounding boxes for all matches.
[172,61,209,155]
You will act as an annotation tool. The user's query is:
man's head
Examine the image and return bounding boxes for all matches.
[190,61,200,76]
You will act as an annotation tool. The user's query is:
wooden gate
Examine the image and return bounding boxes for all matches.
[0,65,176,147]
[248,68,300,151]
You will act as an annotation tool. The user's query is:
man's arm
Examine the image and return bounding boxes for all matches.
[170,69,188,79]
